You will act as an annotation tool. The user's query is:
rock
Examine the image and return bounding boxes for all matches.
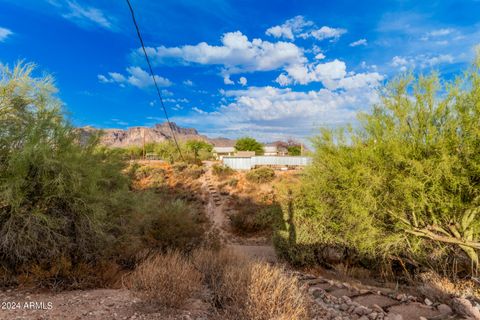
[359,316,369,320]
[340,304,349,311]
[369,311,378,320]
[437,303,452,315]
[371,304,384,313]
[312,289,325,299]
[354,306,371,316]
[395,293,407,302]
[385,312,403,320]
[451,298,480,320]
[424,298,433,306]
[419,317,427,320]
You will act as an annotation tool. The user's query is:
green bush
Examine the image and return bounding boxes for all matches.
[283,57,480,276]
[0,63,207,287]
[0,63,131,270]
[212,164,234,178]
[246,167,275,184]
[183,164,205,179]
[230,198,284,234]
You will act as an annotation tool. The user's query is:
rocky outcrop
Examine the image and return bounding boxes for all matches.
[77,122,217,147]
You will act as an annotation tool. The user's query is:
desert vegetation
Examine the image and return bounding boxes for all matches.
[109,139,213,163]
[246,167,276,183]
[274,57,480,281]
[0,63,208,288]
[234,137,264,155]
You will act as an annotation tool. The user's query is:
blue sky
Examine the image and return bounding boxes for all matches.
[1,0,480,142]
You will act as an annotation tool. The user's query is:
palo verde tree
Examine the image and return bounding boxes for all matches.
[185,139,212,162]
[285,55,480,277]
[0,62,131,269]
[234,137,264,155]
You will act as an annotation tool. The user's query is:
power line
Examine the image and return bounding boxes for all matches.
[125,0,184,161]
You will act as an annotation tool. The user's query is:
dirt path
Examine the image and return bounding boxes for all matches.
[202,165,277,263]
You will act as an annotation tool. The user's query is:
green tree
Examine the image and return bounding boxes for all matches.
[0,62,131,268]
[234,137,264,155]
[154,141,184,163]
[277,56,480,276]
[287,145,301,156]
[185,140,212,161]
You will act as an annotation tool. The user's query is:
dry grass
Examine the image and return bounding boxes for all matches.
[192,248,250,309]
[192,248,310,320]
[247,263,309,320]
[417,271,480,302]
[125,251,201,308]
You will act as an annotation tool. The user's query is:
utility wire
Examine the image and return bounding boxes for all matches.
[125,0,184,161]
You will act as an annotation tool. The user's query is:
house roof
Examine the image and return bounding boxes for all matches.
[263,146,278,152]
[213,146,235,153]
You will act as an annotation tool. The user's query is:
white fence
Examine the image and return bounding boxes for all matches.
[222,156,312,170]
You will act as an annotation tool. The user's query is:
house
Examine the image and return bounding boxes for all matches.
[212,146,235,160]
[263,145,278,156]
[235,151,255,157]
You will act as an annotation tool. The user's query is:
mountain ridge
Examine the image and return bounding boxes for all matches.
[76,122,236,148]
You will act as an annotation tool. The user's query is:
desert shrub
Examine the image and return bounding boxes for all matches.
[183,164,205,179]
[192,248,310,319]
[153,141,190,164]
[128,165,166,187]
[0,63,130,270]
[246,167,275,183]
[126,251,201,308]
[135,196,205,253]
[172,161,188,172]
[0,63,207,288]
[17,258,121,290]
[227,178,239,187]
[192,248,250,310]
[284,57,480,277]
[212,164,234,178]
[247,263,309,320]
[231,203,283,234]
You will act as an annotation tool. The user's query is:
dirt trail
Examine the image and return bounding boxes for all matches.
[202,166,277,263]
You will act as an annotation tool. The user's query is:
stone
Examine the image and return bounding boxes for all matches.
[424,298,433,306]
[340,304,349,311]
[369,311,378,320]
[437,303,452,315]
[385,312,403,320]
[451,298,480,320]
[312,289,325,299]
[354,306,371,316]
[371,304,384,313]
[395,293,407,302]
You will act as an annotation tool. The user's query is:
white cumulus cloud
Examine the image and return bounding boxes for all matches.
[98,66,172,88]
[265,15,314,40]
[141,31,306,82]
[304,26,347,41]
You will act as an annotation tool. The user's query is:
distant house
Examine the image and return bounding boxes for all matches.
[263,145,278,156]
[213,146,235,160]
